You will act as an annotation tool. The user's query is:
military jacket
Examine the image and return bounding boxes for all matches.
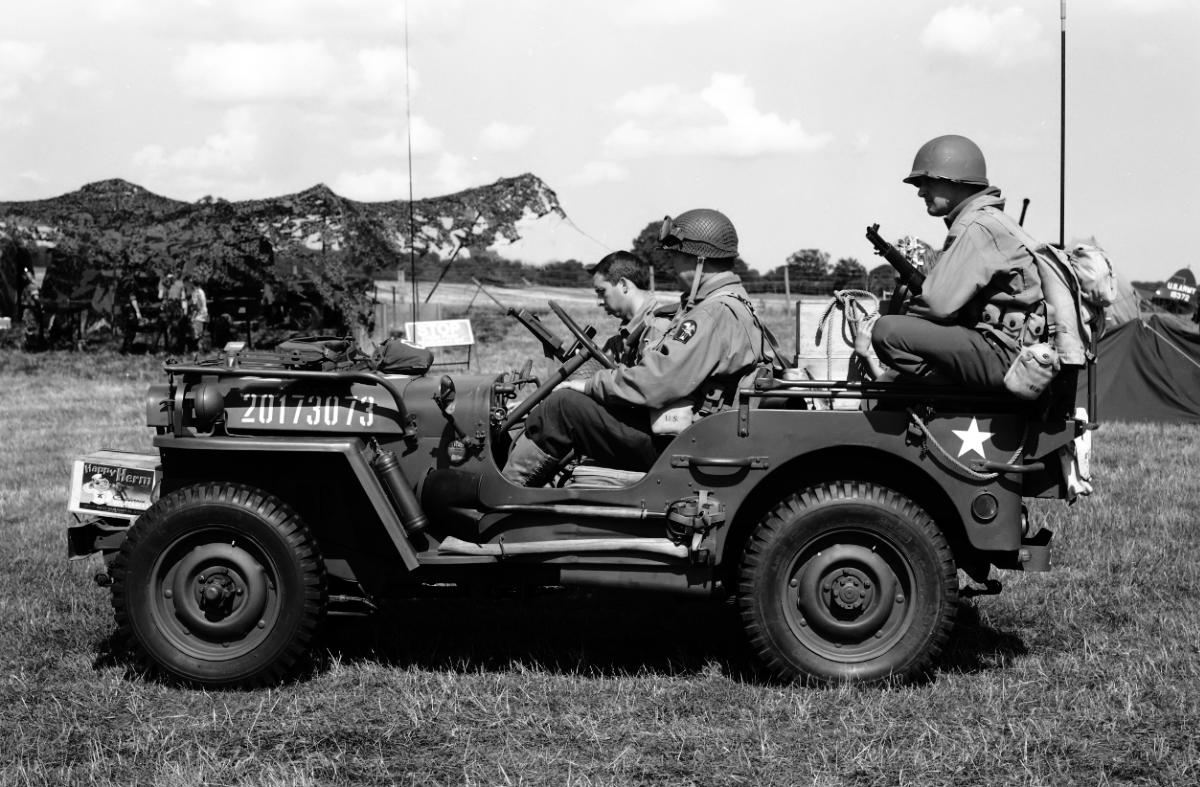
[601,297,673,367]
[584,271,769,410]
[909,187,1043,349]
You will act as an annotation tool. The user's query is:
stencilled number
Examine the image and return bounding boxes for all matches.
[356,396,375,427]
[238,393,378,428]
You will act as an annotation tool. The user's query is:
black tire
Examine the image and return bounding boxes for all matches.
[738,482,957,684]
[110,483,327,688]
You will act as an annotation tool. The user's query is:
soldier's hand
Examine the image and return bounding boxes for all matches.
[853,314,880,357]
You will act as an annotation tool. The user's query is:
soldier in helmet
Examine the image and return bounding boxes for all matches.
[503,208,779,485]
[866,134,1046,389]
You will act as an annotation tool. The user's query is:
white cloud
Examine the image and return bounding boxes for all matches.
[18,170,46,187]
[920,5,1044,67]
[132,107,262,181]
[425,153,481,195]
[478,121,534,152]
[175,40,339,102]
[1106,0,1190,13]
[346,47,411,103]
[353,117,445,158]
[332,167,411,201]
[612,83,707,119]
[604,73,831,158]
[334,153,486,201]
[614,0,724,25]
[568,161,630,186]
[65,66,102,89]
[0,41,47,101]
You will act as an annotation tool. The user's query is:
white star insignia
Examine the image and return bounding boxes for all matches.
[952,417,994,459]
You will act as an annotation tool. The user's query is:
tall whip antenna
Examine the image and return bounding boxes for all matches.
[1059,0,1066,248]
[405,1,418,326]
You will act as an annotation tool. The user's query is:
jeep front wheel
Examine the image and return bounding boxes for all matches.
[110,483,327,688]
[738,482,957,684]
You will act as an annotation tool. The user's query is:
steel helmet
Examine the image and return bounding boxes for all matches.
[658,209,739,259]
[903,134,988,186]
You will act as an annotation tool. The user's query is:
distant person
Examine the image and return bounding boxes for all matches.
[864,134,1048,389]
[588,250,672,366]
[182,274,209,353]
[20,266,43,350]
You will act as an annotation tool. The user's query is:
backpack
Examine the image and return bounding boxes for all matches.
[274,335,356,370]
[369,336,434,375]
[1032,244,1118,366]
[986,207,1115,367]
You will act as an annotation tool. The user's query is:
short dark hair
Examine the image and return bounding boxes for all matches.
[589,251,650,289]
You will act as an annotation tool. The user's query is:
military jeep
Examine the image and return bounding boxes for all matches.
[67,298,1089,688]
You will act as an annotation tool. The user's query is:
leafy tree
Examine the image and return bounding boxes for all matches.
[631,220,676,283]
[537,259,590,287]
[831,257,867,291]
[787,248,832,295]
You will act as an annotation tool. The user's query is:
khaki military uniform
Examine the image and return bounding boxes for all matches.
[600,297,673,367]
[523,271,772,471]
[586,271,770,410]
[873,187,1046,388]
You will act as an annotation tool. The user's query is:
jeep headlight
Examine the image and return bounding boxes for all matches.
[190,383,226,429]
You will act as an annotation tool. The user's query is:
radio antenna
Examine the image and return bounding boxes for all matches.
[405,1,418,326]
[1059,0,1066,248]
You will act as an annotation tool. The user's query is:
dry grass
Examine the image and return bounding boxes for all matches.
[2,314,1199,786]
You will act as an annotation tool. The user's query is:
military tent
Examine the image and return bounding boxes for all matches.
[1080,314,1200,424]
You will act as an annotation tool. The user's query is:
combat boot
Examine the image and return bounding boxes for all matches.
[501,432,559,487]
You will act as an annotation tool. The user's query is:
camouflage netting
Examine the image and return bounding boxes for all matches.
[0,175,565,349]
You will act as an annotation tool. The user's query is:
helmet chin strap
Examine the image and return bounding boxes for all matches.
[687,256,706,305]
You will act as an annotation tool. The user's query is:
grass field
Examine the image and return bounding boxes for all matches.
[2,314,1199,786]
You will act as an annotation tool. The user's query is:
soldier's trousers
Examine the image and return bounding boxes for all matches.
[872,315,1015,389]
[523,389,658,471]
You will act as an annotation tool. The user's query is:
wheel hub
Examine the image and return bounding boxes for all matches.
[794,544,899,642]
[830,568,872,612]
[170,543,269,639]
[197,570,243,614]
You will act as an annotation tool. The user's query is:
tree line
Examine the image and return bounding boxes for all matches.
[387,220,898,297]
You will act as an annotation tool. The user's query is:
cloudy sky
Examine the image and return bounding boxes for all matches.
[1,0,1196,281]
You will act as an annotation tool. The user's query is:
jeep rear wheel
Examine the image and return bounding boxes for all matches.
[110,483,326,688]
[738,482,957,684]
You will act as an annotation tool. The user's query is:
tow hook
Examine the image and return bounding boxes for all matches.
[94,572,113,587]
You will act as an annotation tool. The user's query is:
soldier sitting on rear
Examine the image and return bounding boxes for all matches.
[861,135,1049,391]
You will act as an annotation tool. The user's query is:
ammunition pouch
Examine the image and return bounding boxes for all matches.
[980,301,1049,348]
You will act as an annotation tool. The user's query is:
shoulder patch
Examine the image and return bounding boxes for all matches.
[672,320,698,344]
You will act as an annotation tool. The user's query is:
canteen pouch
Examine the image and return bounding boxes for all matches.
[1003,341,1060,400]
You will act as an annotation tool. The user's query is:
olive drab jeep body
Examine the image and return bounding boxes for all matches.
[67,295,1092,688]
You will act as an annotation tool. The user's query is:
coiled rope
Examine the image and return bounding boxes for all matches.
[813,289,879,379]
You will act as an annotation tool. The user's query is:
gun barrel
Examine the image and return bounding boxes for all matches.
[865,224,925,295]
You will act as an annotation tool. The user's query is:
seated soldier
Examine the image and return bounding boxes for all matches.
[865,134,1047,389]
[589,250,673,367]
[502,209,775,485]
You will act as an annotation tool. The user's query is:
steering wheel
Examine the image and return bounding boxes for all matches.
[549,300,616,370]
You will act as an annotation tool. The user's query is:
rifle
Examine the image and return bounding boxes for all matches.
[865,223,924,295]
